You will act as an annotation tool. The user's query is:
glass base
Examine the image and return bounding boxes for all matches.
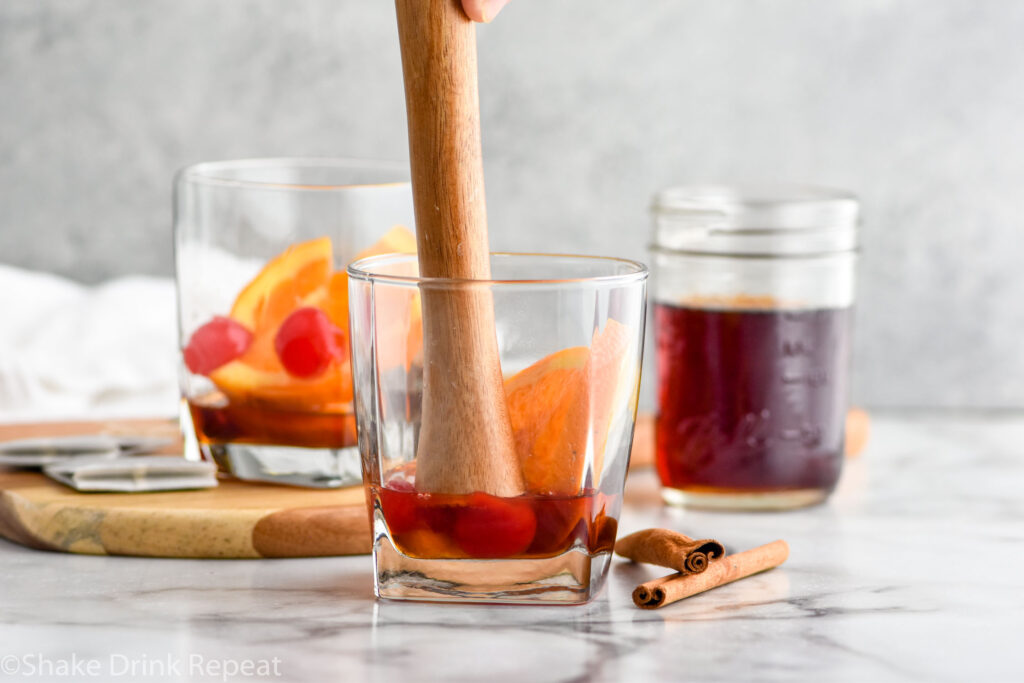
[199,442,362,489]
[661,485,830,511]
[372,534,611,605]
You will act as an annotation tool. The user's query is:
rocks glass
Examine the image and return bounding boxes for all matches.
[174,158,413,488]
[348,253,647,603]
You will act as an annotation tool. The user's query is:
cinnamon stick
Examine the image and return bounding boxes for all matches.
[630,540,789,609]
[615,529,725,575]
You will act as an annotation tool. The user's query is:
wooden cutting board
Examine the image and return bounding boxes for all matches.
[0,416,655,560]
[0,412,866,559]
[0,418,371,559]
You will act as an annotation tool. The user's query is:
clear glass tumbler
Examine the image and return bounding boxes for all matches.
[650,185,858,510]
[174,158,413,488]
[348,253,647,604]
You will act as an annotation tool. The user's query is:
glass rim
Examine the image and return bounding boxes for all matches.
[175,157,411,191]
[347,252,649,287]
[651,183,858,217]
[649,243,861,260]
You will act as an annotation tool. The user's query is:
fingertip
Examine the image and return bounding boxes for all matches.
[481,0,510,22]
[461,0,487,22]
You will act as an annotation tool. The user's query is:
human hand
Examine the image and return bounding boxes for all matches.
[461,0,511,22]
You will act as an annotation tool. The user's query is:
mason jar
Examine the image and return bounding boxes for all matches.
[650,185,859,510]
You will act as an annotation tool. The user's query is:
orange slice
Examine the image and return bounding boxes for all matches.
[505,346,590,494]
[210,359,353,412]
[230,236,333,332]
[210,228,419,411]
[334,225,421,371]
[228,236,334,372]
[363,224,417,256]
[504,320,631,495]
[323,224,419,334]
[586,319,632,480]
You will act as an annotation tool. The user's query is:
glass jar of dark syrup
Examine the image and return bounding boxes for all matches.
[651,185,858,510]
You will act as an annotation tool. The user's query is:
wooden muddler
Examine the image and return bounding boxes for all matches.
[395,0,525,496]
[615,529,725,575]
[631,540,789,609]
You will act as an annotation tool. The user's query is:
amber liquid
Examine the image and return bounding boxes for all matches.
[189,397,357,450]
[655,303,851,496]
[371,482,618,560]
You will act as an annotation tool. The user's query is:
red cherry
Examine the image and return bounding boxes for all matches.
[527,494,592,555]
[379,482,421,535]
[421,499,458,535]
[453,492,537,559]
[274,307,348,378]
[183,316,252,376]
[386,477,416,493]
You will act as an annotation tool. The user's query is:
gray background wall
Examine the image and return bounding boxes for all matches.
[2,0,1022,409]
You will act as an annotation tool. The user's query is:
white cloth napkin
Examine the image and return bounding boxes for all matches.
[0,265,180,423]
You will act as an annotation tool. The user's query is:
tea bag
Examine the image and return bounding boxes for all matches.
[44,455,217,492]
[0,434,172,467]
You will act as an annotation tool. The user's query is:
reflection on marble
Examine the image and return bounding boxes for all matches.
[1,413,1022,682]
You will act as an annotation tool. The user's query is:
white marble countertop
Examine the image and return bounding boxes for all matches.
[2,412,1022,682]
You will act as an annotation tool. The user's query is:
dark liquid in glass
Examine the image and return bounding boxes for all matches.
[655,302,851,497]
[372,483,618,560]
